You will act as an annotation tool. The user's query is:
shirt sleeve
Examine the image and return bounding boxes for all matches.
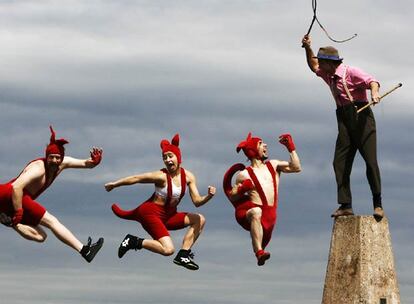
[348,66,380,89]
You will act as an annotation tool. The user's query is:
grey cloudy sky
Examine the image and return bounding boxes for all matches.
[0,1,413,303]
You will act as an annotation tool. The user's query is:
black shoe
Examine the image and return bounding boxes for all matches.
[173,249,199,271]
[331,207,354,218]
[81,237,104,263]
[118,234,140,258]
[373,207,385,221]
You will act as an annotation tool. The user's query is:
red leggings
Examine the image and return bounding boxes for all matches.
[112,201,188,240]
[235,201,277,249]
[0,183,46,227]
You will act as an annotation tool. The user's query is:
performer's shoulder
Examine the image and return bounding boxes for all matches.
[182,168,195,180]
[24,159,45,171]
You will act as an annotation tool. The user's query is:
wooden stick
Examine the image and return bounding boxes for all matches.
[357,83,403,113]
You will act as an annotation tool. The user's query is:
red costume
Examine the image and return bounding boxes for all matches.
[0,126,67,226]
[223,132,282,249]
[223,162,278,249]
[111,134,188,240]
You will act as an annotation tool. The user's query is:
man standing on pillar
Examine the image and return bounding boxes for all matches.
[302,34,384,219]
[223,133,301,266]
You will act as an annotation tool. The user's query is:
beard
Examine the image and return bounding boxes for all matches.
[46,162,59,172]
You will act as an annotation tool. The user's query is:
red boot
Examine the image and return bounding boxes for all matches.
[256,249,271,266]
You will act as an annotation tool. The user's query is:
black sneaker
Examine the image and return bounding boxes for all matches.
[118,234,140,258]
[173,249,199,271]
[81,237,104,263]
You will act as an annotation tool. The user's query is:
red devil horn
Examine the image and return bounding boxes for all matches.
[236,141,247,153]
[246,132,252,141]
[160,139,170,149]
[56,139,69,145]
[49,125,56,143]
[171,134,180,147]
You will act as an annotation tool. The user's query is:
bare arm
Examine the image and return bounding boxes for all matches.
[105,170,165,192]
[60,147,103,169]
[370,81,380,104]
[302,35,319,73]
[186,170,216,207]
[273,150,302,174]
[228,170,254,201]
[11,161,45,211]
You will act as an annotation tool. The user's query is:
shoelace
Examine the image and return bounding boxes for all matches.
[188,251,195,259]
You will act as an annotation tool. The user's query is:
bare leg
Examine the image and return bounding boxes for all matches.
[142,236,175,256]
[13,224,47,242]
[181,213,206,250]
[39,211,83,252]
[247,207,263,253]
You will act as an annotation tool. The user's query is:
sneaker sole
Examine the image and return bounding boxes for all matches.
[85,238,104,263]
[173,259,199,271]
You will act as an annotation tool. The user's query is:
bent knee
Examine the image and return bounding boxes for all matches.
[197,213,206,227]
[161,246,175,256]
[187,213,206,227]
[247,207,262,221]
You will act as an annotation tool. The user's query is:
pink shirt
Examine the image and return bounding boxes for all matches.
[316,63,379,107]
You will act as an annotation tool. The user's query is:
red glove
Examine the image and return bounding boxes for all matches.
[90,148,103,166]
[237,179,254,195]
[279,134,296,152]
[12,208,24,226]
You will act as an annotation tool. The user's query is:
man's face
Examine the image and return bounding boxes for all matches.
[46,153,62,169]
[257,141,268,160]
[163,152,179,172]
[318,59,337,75]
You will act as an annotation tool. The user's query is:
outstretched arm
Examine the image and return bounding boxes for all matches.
[302,35,319,73]
[61,147,103,169]
[186,170,216,207]
[105,170,165,192]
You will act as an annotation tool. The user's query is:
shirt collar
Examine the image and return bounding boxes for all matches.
[333,63,345,78]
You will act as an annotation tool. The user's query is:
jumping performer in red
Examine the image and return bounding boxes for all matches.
[223,133,301,266]
[0,126,104,263]
[105,134,216,270]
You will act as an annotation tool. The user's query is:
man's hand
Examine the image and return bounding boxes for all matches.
[0,213,13,227]
[104,183,115,192]
[207,186,216,197]
[302,34,311,48]
[237,179,254,195]
[12,208,23,226]
[90,147,103,166]
[371,92,381,105]
[279,134,296,152]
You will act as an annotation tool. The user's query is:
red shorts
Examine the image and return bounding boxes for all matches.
[136,201,187,240]
[0,183,47,227]
[235,201,277,249]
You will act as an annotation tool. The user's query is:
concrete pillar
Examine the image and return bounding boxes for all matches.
[322,216,400,304]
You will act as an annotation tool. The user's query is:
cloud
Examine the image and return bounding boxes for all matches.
[0,1,413,303]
